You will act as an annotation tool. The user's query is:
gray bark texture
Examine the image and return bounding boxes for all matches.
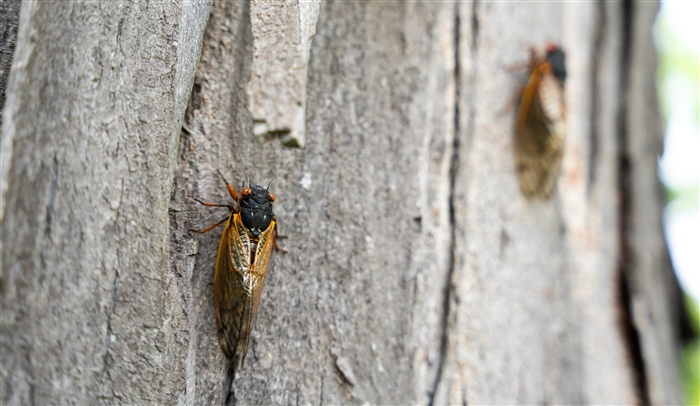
[1,1,684,405]
[0,0,20,132]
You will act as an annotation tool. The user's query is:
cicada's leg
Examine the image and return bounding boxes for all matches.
[191,215,229,234]
[498,84,525,117]
[271,216,287,252]
[194,198,236,212]
[217,169,239,202]
[499,49,538,117]
[191,198,238,234]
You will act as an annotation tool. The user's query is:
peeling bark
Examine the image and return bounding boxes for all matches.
[247,0,320,148]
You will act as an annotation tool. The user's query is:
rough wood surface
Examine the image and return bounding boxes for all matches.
[0,0,20,133]
[435,2,680,404]
[1,0,682,405]
[247,0,320,148]
[0,1,211,403]
[170,2,458,403]
[624,3,683,403]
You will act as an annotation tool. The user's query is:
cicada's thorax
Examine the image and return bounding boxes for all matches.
[537,47,566,137]
[233,218,262,268]
[233,185,276,270]
[238,185,274,238]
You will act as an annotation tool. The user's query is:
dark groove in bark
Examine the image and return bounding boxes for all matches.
[25,344,36,406]
[617,270,649,405]
[428,2,469,404]
[101,270,121,383]
[224,350,238,406]
[462,384,469,406]
[588,0,605,193]
[39,154,59,285]
[225,365,236,406]
[319,374,324,406]
[43,154,59,239]
[615,1,650,404]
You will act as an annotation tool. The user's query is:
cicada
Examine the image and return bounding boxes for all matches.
[514,44,567,199]
[193,171,282,369]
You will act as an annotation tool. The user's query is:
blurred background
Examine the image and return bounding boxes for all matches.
[654,2,699,405]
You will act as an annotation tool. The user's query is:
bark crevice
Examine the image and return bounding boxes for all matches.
[615,1,650,404]
[43,154,59,237]
[25,346,36,406]
[588,0,605,192]
[319,374,324,406]
[428,2,470,404]
[101,270,121,384]
[39,154,59,285]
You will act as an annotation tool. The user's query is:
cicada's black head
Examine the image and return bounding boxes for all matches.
[545,44,566,83]
[239,184,276,238]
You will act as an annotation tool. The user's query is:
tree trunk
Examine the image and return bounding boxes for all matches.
[1,1,683,405]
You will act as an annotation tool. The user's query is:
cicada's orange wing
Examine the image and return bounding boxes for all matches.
[514,57,566,199]
[213,212,251,363]
[213,213,276,369]
[247,219,276,329]
[515,62,543,139]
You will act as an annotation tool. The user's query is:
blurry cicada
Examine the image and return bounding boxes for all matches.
[514,44,567,199]
[193,171,282,369]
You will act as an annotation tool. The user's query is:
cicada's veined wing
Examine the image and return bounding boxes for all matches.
[213,212,276,369]
[247,219,275,328]
[515,55,566,199]
[213,212,250,363]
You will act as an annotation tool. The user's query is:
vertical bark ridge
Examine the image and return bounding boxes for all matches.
[428,1,475,404]
[101,270,121,383]
[39,154,59,285]
[0,0,20,132]
[587,0,605,193]
[615,1,650,404]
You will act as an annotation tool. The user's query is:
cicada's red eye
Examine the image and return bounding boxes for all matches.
[241,188,252,196]
[268,192,276,202]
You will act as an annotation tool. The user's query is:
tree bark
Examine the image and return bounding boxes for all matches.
[1,1,682,405]
[0,0,20,132]
[1,1,211,403]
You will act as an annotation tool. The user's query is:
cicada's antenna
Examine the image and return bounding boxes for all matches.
[266,178,275,190]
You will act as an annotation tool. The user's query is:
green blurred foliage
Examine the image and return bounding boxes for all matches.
[655,10,699,126]
[664,184,700,213]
